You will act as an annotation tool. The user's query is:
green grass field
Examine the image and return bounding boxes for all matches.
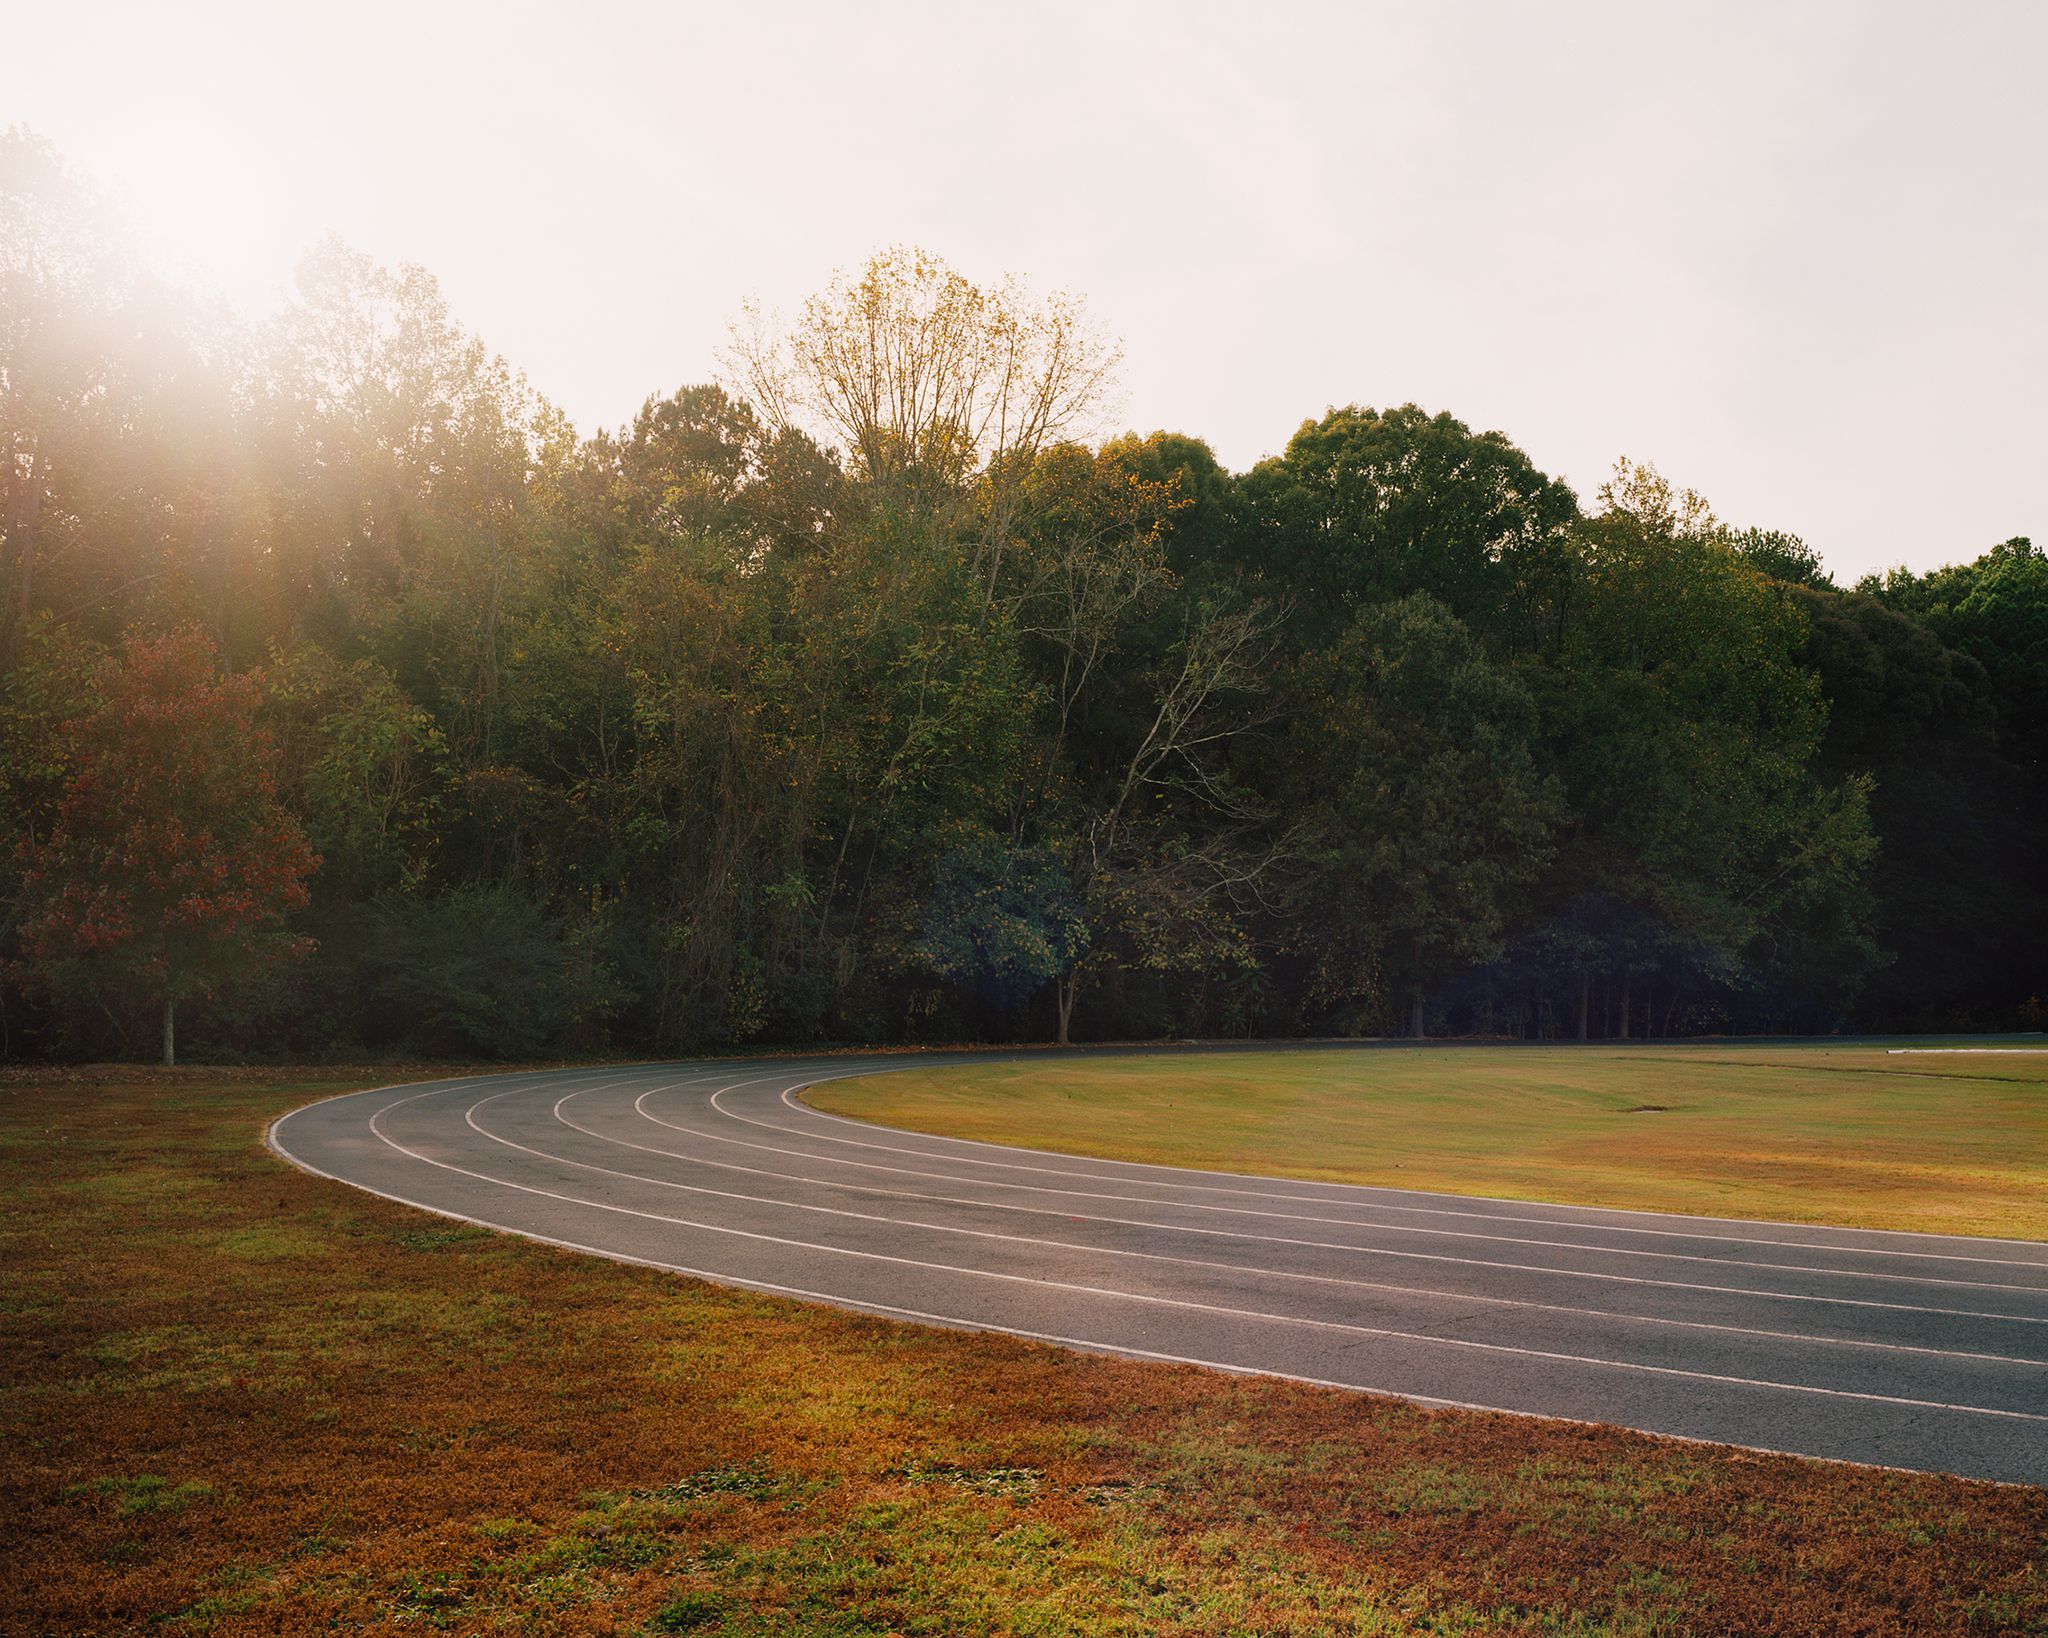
[807,1041,2048,1241]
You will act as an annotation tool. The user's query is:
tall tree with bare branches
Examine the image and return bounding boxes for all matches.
[728,247,1121,603]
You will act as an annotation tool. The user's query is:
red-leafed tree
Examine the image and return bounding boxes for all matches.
[11,629,318,1064]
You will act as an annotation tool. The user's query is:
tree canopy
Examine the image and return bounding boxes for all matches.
[10,628,317,1062]
[3,128,2040,1059]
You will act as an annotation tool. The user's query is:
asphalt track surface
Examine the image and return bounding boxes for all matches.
[268,1050,2048,1486]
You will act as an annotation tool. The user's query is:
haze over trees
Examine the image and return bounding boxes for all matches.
[3,128,2042,1059]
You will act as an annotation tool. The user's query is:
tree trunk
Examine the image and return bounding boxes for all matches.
[162,994,176,1068]
[1618,975,1631,1040]
[3,448,44,675]
[1576,975,1589,1041]
[1409,989,1425,1040]
[1055,974,1077,1047]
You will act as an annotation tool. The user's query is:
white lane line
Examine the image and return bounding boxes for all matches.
[628,1080,2048,1323]
[746,1085,2048,1276]
[781,1059,2048,1256]
[331,1079,2048,1427]
[297,1064,2048,1328]
[274,1114,2044,1487]
[531,1082,2047,1368]
[275,1053,2048,1263]
[678,1077,2048,1296]
[267,1090,2048,1487]
[268,1065,647,1134]
[276,1104,1919,1475]
[785,1052,2048,1252]
[679,1077,2048,1325]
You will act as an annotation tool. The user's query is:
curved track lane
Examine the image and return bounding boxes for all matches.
[268,1052,2048,1484]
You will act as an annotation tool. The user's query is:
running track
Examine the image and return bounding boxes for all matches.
[267,1052,2048,1485]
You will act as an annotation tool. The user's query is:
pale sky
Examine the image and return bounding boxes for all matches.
[6,0,2043,579]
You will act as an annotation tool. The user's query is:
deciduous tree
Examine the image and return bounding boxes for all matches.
[12,628,317,1062]
[1279,594,1561,1035]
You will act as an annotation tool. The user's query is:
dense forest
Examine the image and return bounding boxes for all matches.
[3,130,2042,1061]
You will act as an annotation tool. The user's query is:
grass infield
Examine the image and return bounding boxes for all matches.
[808,1042,2048,1242]
[2,1064,2045,1636]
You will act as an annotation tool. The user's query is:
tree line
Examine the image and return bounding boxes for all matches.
[3,130,2042,1061]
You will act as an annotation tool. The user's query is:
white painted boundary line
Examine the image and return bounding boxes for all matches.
[631,1085,2048,1321]
[529,1080,2048,1356]
[693,1083,2048,1289]
[784,1052,2048,1253]
[328,1072,2048,1425]
[258,1061,2048,1485]
[267,1046,2048,1253]
[267,1100,2004,1489]
[776,1089,2048,1276]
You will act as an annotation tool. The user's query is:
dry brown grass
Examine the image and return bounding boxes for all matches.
[3,1069,2045,1636]
[818,1043,2048,1238]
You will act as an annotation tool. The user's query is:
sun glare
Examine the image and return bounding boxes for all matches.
[119,136,298,309]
